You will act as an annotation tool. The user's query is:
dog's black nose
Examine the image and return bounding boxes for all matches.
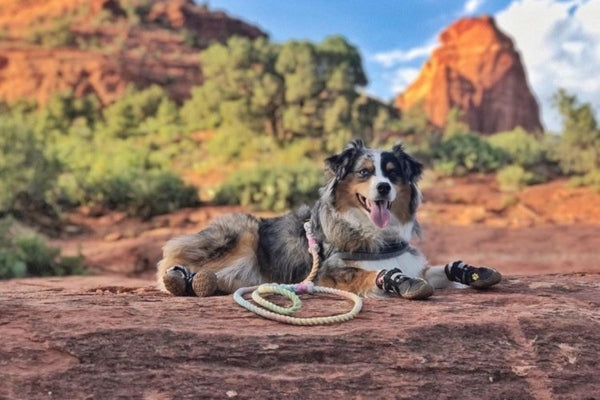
[377,182,391,195]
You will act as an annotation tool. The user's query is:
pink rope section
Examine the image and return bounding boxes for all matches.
[232,221,363,325]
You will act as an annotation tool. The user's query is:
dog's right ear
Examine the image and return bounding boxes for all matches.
[325,139,365,180]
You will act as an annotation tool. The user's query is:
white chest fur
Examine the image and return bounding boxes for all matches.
[351,251,428,279]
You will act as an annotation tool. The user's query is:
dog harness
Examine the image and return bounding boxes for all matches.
[232,221,363,325]
[330,241,411,261]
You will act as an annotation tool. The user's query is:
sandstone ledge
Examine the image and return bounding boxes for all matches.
[1,273,599,399]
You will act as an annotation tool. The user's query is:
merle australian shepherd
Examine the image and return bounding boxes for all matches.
[157,139,501,299]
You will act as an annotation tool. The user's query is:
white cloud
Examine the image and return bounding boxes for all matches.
[370,0,600,132]
[463,0,484,14]
[496,0,600,131]
[372,43,436,68]
[391,68,421,93]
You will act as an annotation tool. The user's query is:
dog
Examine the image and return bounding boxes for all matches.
[157,139,501,299]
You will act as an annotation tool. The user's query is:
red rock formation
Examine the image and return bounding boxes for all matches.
[0,0,266,105]
[2,273,600,399]
[396,16,543,134]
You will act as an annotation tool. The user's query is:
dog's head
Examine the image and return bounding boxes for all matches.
[323,139,423,230]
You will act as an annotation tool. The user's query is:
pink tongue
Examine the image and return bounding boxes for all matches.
[370,201,390,229]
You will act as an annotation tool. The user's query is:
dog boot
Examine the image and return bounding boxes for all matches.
[163,265,197,296]
[376,268,434,300]
[444,260,502,289]
[191,270,218,297]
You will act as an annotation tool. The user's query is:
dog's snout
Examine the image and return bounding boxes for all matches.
[377,182,391,196]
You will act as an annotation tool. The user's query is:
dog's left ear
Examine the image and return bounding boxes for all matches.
[325,139,365,180]
[392,142,423,183]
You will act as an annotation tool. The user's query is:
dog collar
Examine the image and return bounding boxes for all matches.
[331,241,411,261]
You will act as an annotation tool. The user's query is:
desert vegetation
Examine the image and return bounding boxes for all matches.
[0,217,86,279]
[2,36,599,222]
[1,20,599,278]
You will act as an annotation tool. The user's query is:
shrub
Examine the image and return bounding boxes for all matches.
[432,134,509,176]
[128,170,200,218]
[487,127,546,168]
[0,249,27,279]
[496,165,544,191]
[0,218,86,279]
[15,236,86,277]
[85,169,199,219]
[569,169,600,192]
[0,117,59,213]
[28,18,76,47]
[214,162,323,211]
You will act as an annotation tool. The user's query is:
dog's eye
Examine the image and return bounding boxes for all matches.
[357,168,371,178]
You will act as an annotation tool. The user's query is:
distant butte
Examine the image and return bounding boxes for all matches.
[396,16,543,134]
[0,0,266,106]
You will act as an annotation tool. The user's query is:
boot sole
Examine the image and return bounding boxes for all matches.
[399,278,434,300]
[470,268,502,289]
[163,267,188,296]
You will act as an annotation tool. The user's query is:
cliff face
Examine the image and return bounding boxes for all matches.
[396,16,543,134]
[0,0,266,105]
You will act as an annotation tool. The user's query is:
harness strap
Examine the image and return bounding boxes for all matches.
[331,241,410,261]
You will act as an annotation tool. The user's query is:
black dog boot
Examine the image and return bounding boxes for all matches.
[444,260,502,289]
[377,268,434,300]
[163,265,197,296]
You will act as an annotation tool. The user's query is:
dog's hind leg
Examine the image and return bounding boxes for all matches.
[157,214,263,296]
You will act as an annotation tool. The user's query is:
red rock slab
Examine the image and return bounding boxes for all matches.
[1,273,599,399]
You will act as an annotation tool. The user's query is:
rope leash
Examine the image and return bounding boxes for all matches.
[233,221,363,325]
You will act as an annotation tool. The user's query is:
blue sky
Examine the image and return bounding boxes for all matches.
[206,0,600,131]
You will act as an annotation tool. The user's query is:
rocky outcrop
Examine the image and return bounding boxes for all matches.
[0,0,266,105]
[0,45,203,105]
[396,16,543,134]
[1,273,599,399]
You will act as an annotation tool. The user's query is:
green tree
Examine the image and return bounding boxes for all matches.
[182,35,393,152]
[35,91,101,140]
[318,35,367,92]
[181,37,283,143]
[140,97,182,137]
[552,89,600,175]
[276,41,321,104]
[100,85,167,138]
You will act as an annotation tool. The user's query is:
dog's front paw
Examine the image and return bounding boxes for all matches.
[444,261,502,289]
[376,268,434,300]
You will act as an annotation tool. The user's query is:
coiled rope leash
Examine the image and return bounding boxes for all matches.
[233,221,363,325]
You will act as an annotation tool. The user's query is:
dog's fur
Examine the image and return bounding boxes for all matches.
[157,139,491,297]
